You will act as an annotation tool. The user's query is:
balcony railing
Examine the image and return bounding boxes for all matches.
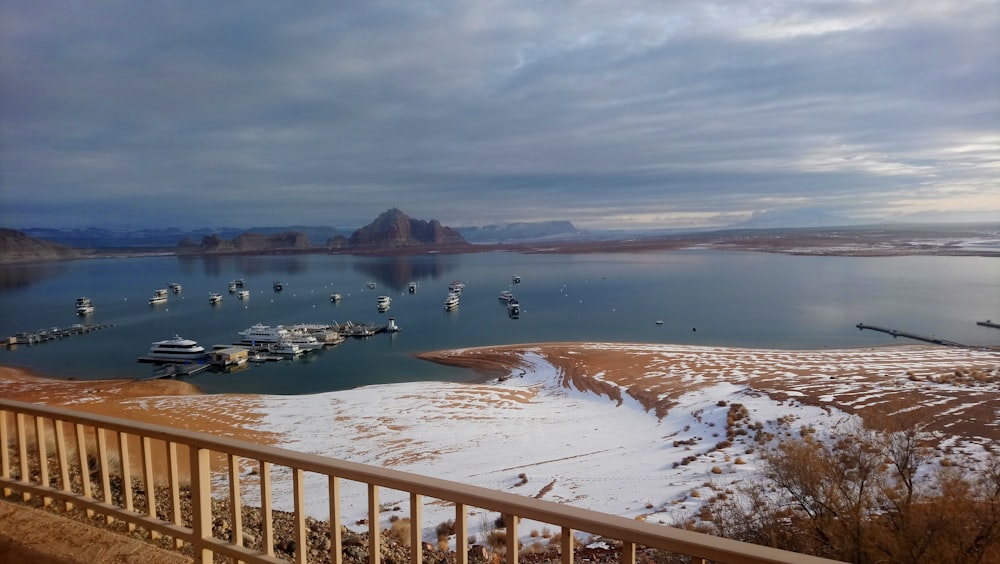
[0,398,840,564]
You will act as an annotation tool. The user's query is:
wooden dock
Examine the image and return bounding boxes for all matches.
[856,323,966,347]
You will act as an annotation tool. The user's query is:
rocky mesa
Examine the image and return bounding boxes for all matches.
[0,228,84,262]
[347,208,467,248]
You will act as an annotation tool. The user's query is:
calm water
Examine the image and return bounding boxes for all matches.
[1,251,997,394]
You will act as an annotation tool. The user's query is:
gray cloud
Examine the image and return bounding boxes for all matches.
[1,0,997,230]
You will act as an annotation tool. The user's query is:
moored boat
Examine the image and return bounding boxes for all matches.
[146,336,208,361]
[149,294,168,305]
[75,297,94,315]
[271,340,302,357]
[238,323,290,344]
[330,293,342,302]
[507,298,521,317]
[498,290,514,302]
[408,282,417,293]
[273,281,283,292]
[237,289,250,299]
[443,292,460,310]
[168,282,182,293]
[209,293,223,304]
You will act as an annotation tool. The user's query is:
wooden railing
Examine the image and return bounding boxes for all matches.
[0,399,840,564]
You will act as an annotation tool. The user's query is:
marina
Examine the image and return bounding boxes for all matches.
[1,251,997,395]
[5,322,115,347]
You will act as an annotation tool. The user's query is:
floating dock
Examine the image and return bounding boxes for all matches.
[977,320,1000,330]
[856,323,966,347]
[5,323,115,347]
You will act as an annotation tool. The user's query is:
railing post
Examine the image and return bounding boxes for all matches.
[96,427,113,524]
[369,483,381,564]
[16,413,29,501]
[141,436,158,538]
[118,431,135,531]
[505,514,519,564]
[54,419,72,511]
[329,476,342,564]
[560,526,573,564]
[292,468,307,564]
[228,453,243,554]
[0,409,10,496]
[621,541,636,564]
[454,503,467,564]
[260,460,274,556]
[410,493,422,564]
[190,445,213,564]
[167,441,183,548]
[74,423,93,517]
[34,416,51,506]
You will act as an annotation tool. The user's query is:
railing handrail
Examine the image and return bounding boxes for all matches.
[0,398,841,564]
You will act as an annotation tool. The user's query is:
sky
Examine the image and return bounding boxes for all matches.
[1,1,998,231]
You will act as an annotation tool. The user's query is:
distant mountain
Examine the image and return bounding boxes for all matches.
[456,221,579,242]
[21,227,246,248]
[177,231,312,254]
[0,228,84,262]
[727,208,865,229]
[245,226,343,245]
[349,208,467,248]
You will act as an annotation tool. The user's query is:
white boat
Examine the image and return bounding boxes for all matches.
[448,281,465,293]
[330,293,342,302]
[237,289,250,299]
[271,340,302,357]
[507,298,521,317]
[238,323,290,344]
[273,281,283,291]
[75,297,94,315]
[498,290,514,302]
[149,294,168,305]
[283,330,325,351]
[209,293,223,304]
[408,282,417,293]
[377,295,392,307]
[154,288,169,298]
[147,336,208,361]
[512,274,521,284]
[232,279,246,288]
[443,293,460,310]
[167,282,182,293]
[228,282,237,293]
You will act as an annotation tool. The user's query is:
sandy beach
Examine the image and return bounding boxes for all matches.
[3,342,998,530]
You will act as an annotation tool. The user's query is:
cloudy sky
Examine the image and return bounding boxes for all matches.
[1,1,997,230]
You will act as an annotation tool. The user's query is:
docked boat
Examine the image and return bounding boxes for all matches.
[271,340,302,357]
[237,289,250,300]
[330,293,342,302]
[147,336,208,361]
[273,281,283,292]
[443,293,460,310]
[498,290,514,302]
[283,330,325,351]
[167,282,182,293]
[75,297,94,315]
[209,293,223,304]
[238,323,290,344]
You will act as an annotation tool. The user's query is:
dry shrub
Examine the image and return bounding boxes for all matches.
[530,529,540,538]
[711,466,722,475]
[541,527,552,538]
[487,529,506,549]
[387,518,412,548]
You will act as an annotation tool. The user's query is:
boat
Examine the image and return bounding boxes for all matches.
[408,282,417,294]
[237,289,250,299]
[154,288,169,298]
[238,323,290,344]
[271,340,302,357]
[498,290,514,302]
[512,274,521,284]
[167,282,182,293]
[283,330,325,351]
[366,281,377,289]
[443,293,460,310]
[75,297,94,315]
[273,281,283,292]
[146,336,208,361]
[228,282,237,293]
[377,295,392,308]
[209,293,223,304]
[149,294,168,305]
[330,293,342,302]
[233,279,246,288]
[448,281,465,293]
[507,298,521,317]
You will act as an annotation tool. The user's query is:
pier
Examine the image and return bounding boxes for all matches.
[5,322,115,347]
[856,323,967,347]
[977,320,1000,330]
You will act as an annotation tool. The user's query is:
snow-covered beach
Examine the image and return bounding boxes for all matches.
[3,342,998,544]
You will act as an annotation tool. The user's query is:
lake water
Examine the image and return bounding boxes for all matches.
[1,251,997,394]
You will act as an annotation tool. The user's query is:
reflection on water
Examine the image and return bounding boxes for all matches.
[352,255,460,293]
[176,255,314,277]
[0,262,69,291]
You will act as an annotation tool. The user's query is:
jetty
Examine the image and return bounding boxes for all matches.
[5,322,115,347]
[977,320,1000,330]
[855,323,966,347]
